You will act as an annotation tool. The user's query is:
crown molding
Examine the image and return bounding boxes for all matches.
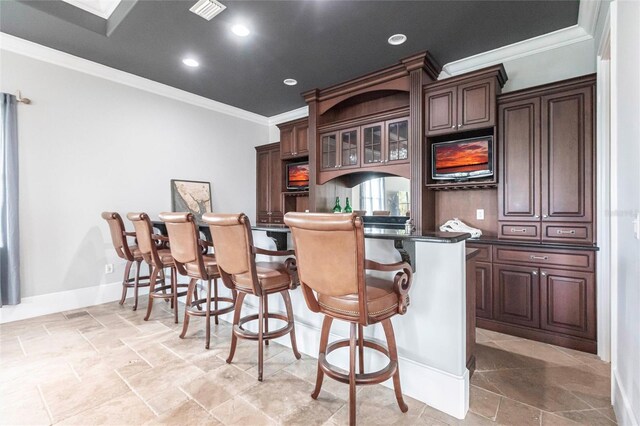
[440,0,601,78]
[267,106,308,127]
[0,32,270,125]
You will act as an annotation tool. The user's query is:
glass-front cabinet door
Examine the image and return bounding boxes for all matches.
[387,119,409,164]
[320,132,338,171]
[340,128,359,169]
[361,122,384,167]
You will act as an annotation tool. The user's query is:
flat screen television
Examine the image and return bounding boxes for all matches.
[431,136,494,181]
[286,162,309,190]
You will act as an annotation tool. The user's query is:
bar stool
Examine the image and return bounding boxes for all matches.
[159,212,235,349]
[101,211,153,311]
[284,212,413,425]
[202,213,301,381]
[127,212,189,323]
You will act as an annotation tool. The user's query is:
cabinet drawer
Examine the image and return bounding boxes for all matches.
[498,222,540,240]
[467,243,492,262]
[543,224,593,244]
[493,247,595,271]
[271,216,284,225]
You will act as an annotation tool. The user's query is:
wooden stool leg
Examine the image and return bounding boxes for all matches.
[172,267,178,324]
[144,266,159,321]
[180,278,197,339]
[358,324,365,374]
[227,292,246,363]
[119,260,133,305]
[133,260,142,311]
[349,322,357,426]
[382,319,408,413]
[258,294,265,381]
[282,291,301,359]
[205,279,212,349]
[263,293,269,346]
[312,315,333,399]
[214,278,219,325]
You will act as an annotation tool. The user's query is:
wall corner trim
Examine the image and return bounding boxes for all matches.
[0,32,270,126]
[268,106,309,127]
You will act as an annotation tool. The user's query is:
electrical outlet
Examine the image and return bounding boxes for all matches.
[476,209,485,220]
[105,264,114,274]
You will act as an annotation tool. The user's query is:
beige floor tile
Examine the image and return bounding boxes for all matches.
[146,387,190,416]
[469,385,500,420]
[125,360,204,401]
[57,391,156,425]
[475,328,522,342]
[597,406,618,422]
[325,384,422,426]
[475,342,549,372]
[39,370,129,422]
[180,364,255,411]
[245,347,301,380]
[480,368,591,412]
[211,396,277,425]
[146,399,221,425]
[0,383,52,425]
[189,351,227,373]
[469,371,505,396]
[494,397,541,425]
[284,355,347,398]
[553,409,617,425]
[492,340,577,366]
[541,411,580,425]
[223,339,289,371]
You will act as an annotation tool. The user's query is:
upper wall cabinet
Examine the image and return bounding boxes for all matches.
[278,118,309,159]
[424,65,507,136]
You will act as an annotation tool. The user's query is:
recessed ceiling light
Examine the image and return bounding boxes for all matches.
[388,34,407,46]
[283,78,297,86]
[182,58,199,67]
[231,24,250,37]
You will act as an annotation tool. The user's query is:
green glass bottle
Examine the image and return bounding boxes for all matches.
[343,197,352,213]
[332,197,342,213]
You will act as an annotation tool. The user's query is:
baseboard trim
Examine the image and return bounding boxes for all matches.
[612,367,639,426]
[0,282,148,324]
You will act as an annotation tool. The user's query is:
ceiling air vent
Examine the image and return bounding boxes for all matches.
[189,0,226,21]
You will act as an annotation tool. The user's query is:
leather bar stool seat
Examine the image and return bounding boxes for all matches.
[159,212,236,350]
[184,254,217,276]
[102,212,155,311]
[233,262,291,292]
[284,212,413,426]
[202,213,301,381]
[318,276,399,321]
[127,213,189,324]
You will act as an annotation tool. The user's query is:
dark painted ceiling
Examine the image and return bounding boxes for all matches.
[0,0,579,116]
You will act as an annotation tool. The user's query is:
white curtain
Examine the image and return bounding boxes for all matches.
[1,93,20,306]
[359,177,385,214]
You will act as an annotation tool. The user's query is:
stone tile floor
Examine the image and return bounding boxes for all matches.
[0,297,616,425]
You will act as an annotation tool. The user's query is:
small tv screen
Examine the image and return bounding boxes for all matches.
[286,162,309,190]
[432,137,493,180]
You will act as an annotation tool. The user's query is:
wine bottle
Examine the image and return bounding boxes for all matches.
[332,197,342,213]
[343,197,352,213]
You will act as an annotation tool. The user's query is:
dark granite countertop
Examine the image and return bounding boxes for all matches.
[252,224,471,244]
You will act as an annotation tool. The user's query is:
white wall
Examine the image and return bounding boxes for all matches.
[610,1,640,425]
[0,50,269,299]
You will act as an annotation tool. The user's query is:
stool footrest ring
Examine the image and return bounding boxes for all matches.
[319,338,397,385]
[234,312,293,341]
[185,297,235,317]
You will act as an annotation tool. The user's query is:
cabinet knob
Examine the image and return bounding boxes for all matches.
[535,215,540,218]
[459,124,463,129]
[532,271,538,275]
[541,272,547,276]
[451,125,456,129]
[543,214,548,218]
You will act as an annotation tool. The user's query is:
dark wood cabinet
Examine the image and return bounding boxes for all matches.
[255,143,283,224]
[426,86,457,135]
[474,242,597,353]
[540,268,596,340]
[498,98,541,221]
[424,66,506,136]
[278,118,309,159]
[339,127,360,169]
[497,75,595,244]
[493,263,540,328]
[541,86,594,223]
[475,261,493,319]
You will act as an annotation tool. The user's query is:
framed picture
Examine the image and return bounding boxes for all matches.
[170,179,212,222]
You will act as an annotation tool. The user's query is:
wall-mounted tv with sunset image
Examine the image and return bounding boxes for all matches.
[286,161,310,190]
[431,136,494,181]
